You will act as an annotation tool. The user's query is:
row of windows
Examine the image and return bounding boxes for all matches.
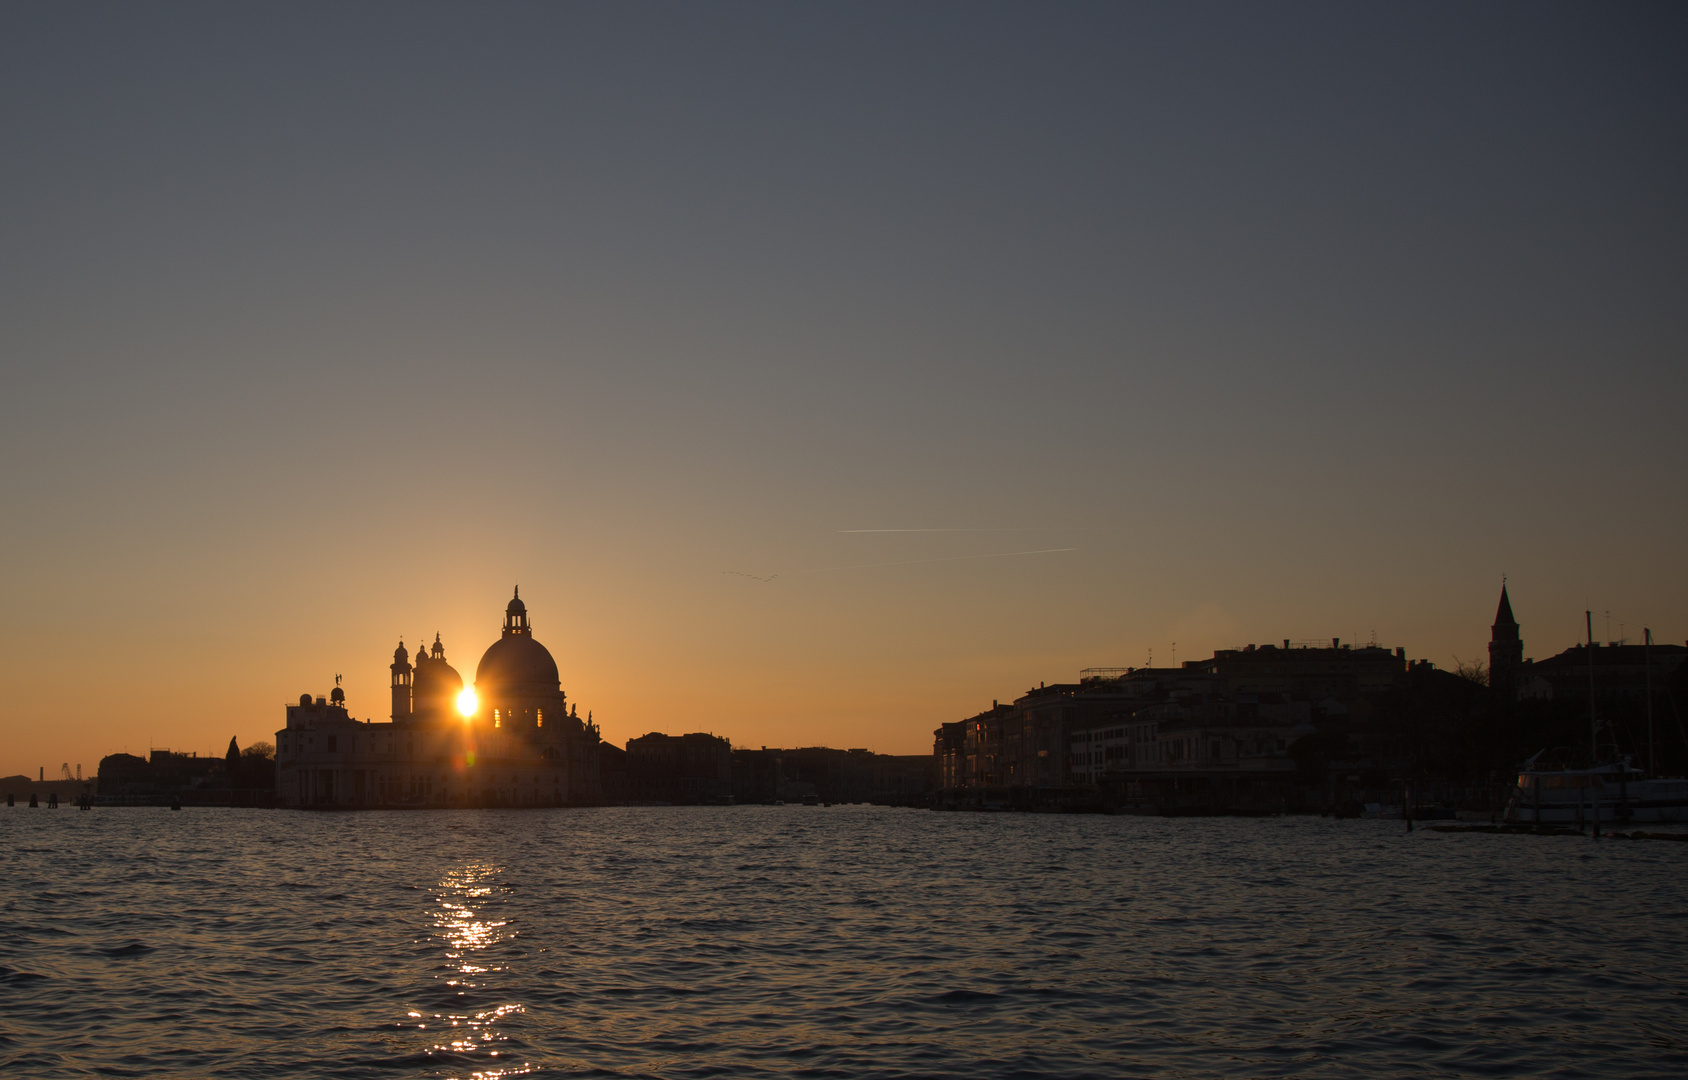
[491,708,543,728]
[281,733,409,755]
[1071,746,1133,766]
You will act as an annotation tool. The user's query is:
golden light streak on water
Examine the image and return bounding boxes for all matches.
[416,863,531,1077]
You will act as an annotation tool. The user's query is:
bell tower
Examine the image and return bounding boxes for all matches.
[504,586,531,637]
[1489,583,1522,700]
[391,639,412,721]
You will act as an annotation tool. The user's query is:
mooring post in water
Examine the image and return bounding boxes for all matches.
[1405,783,1412,833]
[1619,753,1630,826]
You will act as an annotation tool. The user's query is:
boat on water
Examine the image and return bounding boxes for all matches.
[1503,751,1688,825]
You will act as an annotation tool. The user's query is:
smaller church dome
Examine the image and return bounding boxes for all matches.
[412,636,464,719]
[507,588,526,617]
[393,640,408,663]
[299,693,313,706]
[330,686,345,704]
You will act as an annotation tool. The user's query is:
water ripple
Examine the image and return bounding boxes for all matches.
[2,808,1686,1077]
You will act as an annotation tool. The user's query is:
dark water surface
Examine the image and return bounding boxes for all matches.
[3,808,1685,1079]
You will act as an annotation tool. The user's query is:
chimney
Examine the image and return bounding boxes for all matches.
[1332,638,1340,648]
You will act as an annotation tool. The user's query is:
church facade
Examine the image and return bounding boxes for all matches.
[275,590,604,808]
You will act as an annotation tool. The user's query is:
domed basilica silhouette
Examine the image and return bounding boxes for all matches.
[275,589,604,807]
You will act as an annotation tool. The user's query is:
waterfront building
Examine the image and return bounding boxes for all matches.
[95,749,223,801]
[616,740,931,805]
[731,747,786,804]
[775,746,932,805]
[1515,641,1687,702]
[934,584,1688,811]
[275,590,605,808]
[625,731,733,802]
[1067,723,1128,786]
[89,744,274,806]
[935,644,1405,809]
[1188,640,1408,700]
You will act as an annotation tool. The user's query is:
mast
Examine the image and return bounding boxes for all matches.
[1645,627,1654,776]
[1586,611,1598,761]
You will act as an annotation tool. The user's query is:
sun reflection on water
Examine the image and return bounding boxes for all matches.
[403,862,531,1079]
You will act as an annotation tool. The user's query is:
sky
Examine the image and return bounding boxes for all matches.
[1,1,1684,774]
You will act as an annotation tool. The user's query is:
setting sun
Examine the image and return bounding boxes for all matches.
[456,688,478,718]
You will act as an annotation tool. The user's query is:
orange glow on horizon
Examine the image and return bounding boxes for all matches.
[457,688,478,717]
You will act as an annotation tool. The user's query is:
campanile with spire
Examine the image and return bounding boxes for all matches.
[1489,583,1523,699]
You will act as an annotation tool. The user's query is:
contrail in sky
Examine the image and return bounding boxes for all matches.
[723,547,1078,582]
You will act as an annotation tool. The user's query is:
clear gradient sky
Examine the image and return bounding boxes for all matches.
[2,1,1684,774]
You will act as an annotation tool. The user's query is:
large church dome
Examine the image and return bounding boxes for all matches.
[476,634,560,693]
[475,588,561,695]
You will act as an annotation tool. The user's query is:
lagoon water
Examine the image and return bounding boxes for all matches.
[2,807,1686,1079]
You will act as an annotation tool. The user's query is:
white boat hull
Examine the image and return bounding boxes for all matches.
[1504,772,1688,825]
